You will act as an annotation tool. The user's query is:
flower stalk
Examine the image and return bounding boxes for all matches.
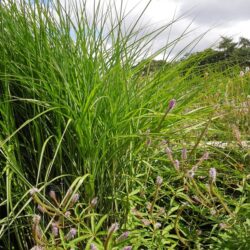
[156,99,176,131]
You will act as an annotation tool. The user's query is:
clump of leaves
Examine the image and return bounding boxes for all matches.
[211,219,250,249]
[125,140,248,248]
[29,177,131,250]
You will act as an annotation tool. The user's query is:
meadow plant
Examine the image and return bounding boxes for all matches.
[0,0,249,249]
[28,179,133,249]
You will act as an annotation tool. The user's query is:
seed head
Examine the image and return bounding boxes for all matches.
[123,246,132,250]
[161,139,167,145]
[174,159,180,171]
[146,202,152,211]
[209,168,217,183]
[141,219,151,226]
[196,229,202,236]
[65,211,71,217]
[116,231,129,242]
[165,146,173,161]
[154,222,161,229]
[37,205,46,213]
[108,222,119,235]
[219,223,229,230]
[186,170,195,179]
[165,146,172,154]
[33,215,41,225]
[90,243,98,250]
[210,208,217,216]
[131,207,142,218]
[240,71,245,77]
[51,223,59,237]
[49,190,57,200]
[192,195,201,203]
[156,176,163,186]
[66,228,77,240]
[146,138,152,147]
[169,99,176,110]
[191,165,198,172]
[181,148,187,160]
[202,152,209,160]
[30,246,45,250]
[70,193,80,205]
[157,207,165,215]
[90,197,98,208]
[30,187,39,196]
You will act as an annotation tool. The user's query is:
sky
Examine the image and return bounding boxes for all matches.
[35,0,250,59]
[107,0,250,59]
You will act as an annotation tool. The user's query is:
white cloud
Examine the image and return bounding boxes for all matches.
[177,0,250,25]
[56,0,250,59]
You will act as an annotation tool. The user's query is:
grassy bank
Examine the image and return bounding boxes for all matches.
[0,0,249,249]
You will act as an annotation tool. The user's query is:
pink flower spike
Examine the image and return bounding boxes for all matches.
[30,187,39,196]
[141,219,151,226]
[146,202,152,211]
[209,168,217,183]
[108,222,119,235]
[165,147,172,154]
[156,176,163,186]
[174,159,180,171]
[202,152,209,160]
[51,223,59,237]
[32,214,41,225]
[169,99,176,110]
[65,211,71,217]
[181,148,187,160]
[49,190,57,200]
[117,231,129,242]
[90,197,98,208]
[154,222,161,229]
[123,246,132,250]
[186,170,195,179]
[70,193,79,205]
[90,243,98,250]
[37,205,46,213]
[66,228,77,240]
[30,246,44,250]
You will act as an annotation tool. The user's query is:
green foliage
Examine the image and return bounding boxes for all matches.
[184,36,250,72]
[211,219,250,249]
[27,177,132,250]
[0,0,249,249]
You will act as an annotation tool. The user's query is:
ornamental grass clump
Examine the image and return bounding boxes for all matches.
[0,4,207,248]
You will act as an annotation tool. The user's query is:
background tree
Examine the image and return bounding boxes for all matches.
[218,36,237,53]
[238,37,250,48]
